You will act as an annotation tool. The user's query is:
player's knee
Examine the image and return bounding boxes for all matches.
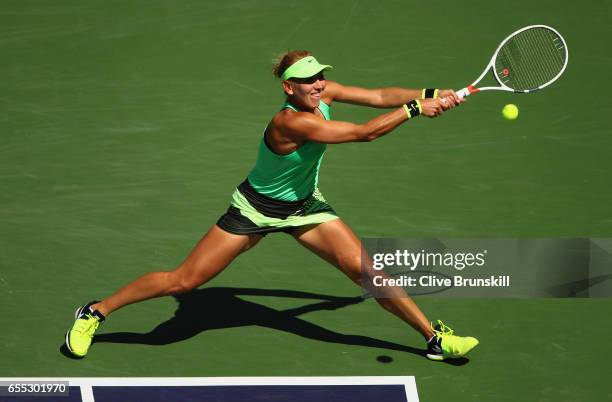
[360,264,381,288]
[166,269,200,295]
[353,264,380,289]
[178,275,203,294]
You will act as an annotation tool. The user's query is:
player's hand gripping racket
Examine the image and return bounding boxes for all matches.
[455,25,568,98]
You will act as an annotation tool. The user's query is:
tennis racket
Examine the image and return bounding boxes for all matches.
[455,25,568,98]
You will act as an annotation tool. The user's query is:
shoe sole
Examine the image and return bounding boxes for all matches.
[426,342,479,361]
[425,353,445,361]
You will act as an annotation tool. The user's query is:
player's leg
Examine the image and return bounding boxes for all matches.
[292,219,434,340]
[292,219,479,360]
[65,225,262,357]
[92,225,262,316]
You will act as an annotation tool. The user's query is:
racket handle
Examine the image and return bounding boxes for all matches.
[456,85,478,98]
[456,88,470,98]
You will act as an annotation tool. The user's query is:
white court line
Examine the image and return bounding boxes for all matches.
[80,385,94,402]
[0,376,419,402]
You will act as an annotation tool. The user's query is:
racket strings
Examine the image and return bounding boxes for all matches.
[514,28,564,88]
[508,29,561,89]
[520,29,564,87]
[501,30,553,89]
[495,27,567,91]
[513,31,552,89]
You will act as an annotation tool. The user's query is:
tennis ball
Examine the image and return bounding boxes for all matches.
[502,104,519,120]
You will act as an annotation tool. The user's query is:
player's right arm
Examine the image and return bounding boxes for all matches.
[280,100,449,144]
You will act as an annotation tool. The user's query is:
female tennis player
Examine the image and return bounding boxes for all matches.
[65,50,478,361]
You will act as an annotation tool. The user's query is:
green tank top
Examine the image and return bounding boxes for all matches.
[247,101,331,201]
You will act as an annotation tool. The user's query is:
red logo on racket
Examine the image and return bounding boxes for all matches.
[502,68,510,77]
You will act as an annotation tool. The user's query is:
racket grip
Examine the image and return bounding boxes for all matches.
[456,85,480,98]
[456,88,471,98]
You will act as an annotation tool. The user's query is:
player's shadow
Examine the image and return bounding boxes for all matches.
[90,287,463,362]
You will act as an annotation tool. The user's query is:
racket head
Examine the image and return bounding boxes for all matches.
[492,25,568,92]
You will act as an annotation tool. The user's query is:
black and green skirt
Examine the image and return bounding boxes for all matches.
[217,179,338,235]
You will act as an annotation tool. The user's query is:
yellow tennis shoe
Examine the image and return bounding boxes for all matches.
[65,301,105,357]
[426,320,479,361]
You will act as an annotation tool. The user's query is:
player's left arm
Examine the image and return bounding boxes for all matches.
[322,80,462,108]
